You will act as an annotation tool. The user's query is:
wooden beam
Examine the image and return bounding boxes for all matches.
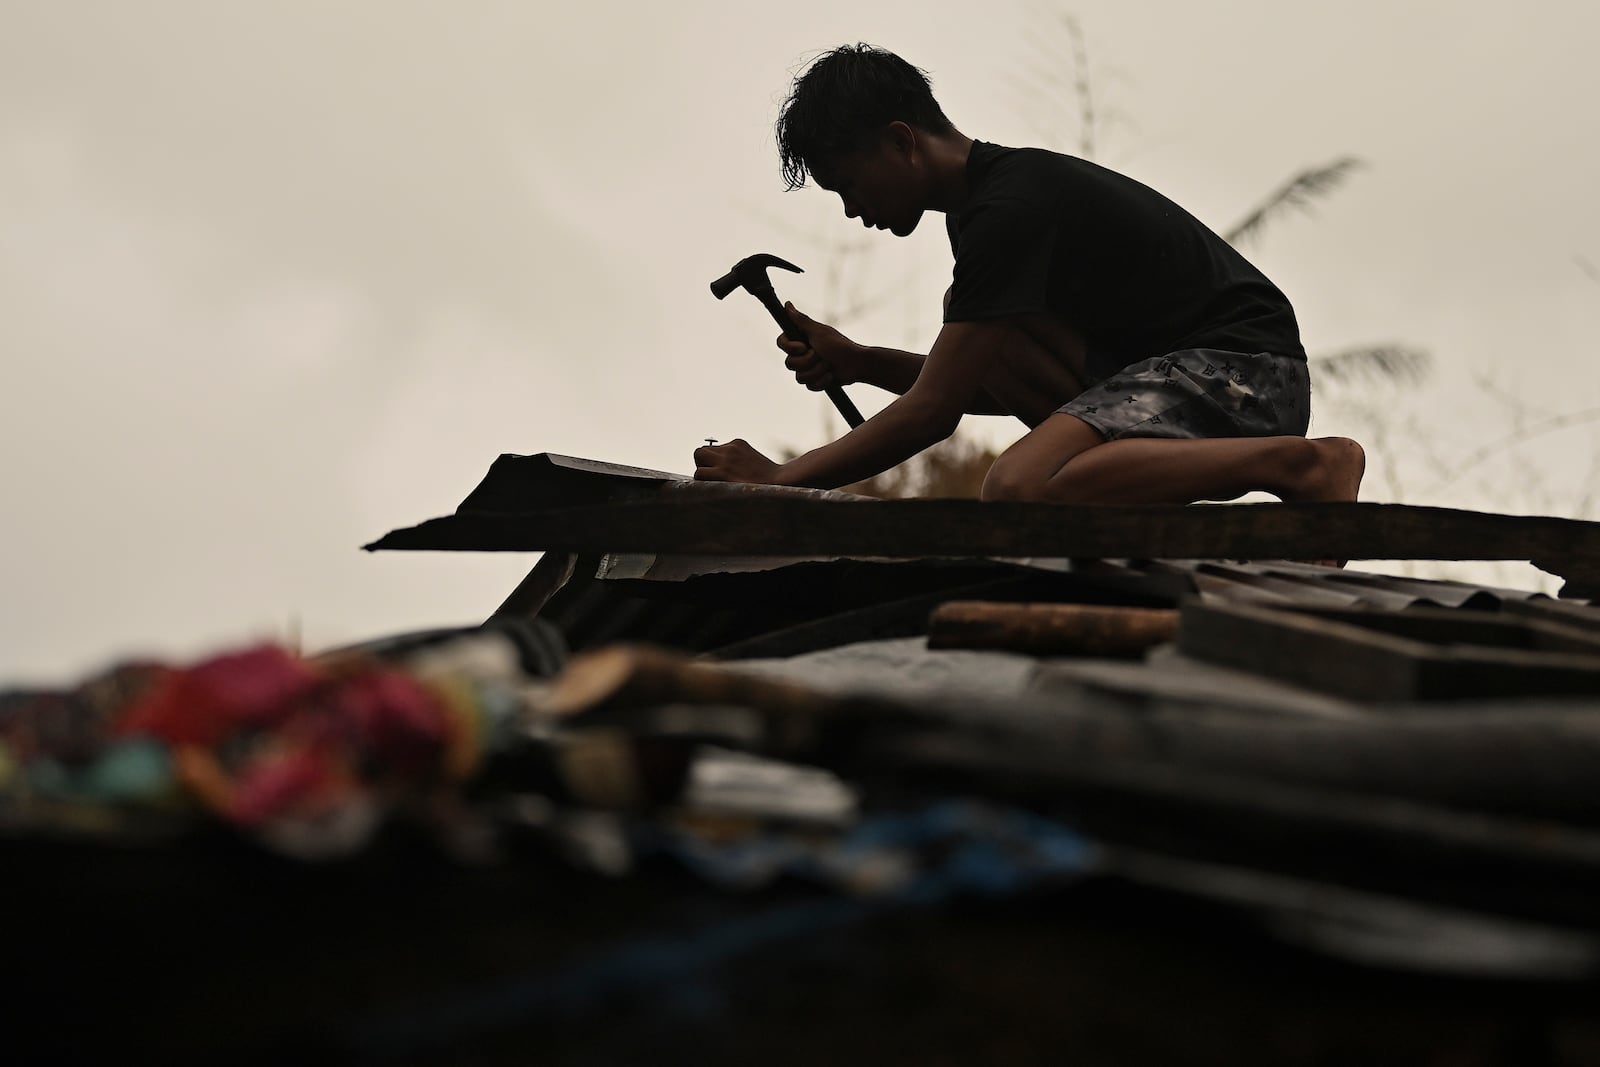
[927,602,1179,657]
[365,498,1600,587]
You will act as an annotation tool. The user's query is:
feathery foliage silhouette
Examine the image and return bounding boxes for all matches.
[1309,344,1431,386]
[1224,158,1366,248]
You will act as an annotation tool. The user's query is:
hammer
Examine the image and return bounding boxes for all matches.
[709,253,864,428]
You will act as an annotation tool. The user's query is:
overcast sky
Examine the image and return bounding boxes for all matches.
[4,0,1599,682]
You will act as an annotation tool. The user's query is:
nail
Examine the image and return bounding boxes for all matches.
[704,438,718,447]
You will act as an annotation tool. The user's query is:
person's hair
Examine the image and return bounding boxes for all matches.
[776,44,954,190]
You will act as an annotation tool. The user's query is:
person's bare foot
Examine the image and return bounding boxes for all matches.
[1281,437,1366,504]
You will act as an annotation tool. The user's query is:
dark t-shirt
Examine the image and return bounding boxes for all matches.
[944,142,1306,376]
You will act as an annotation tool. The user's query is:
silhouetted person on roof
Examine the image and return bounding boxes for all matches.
[694,44,1364,514]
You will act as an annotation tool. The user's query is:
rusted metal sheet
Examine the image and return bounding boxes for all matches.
[1312,570,1510,608]
[455,452,873,513]
[1503,597,1600,632]
[364,494,1600,589]
[1246,568,1448,611]
[1290,604,1600,655]
[1030,645,1371,722]
[456,453,685,511]
[491,550,579,620]
[465,454,886,619]
[709,576,1082,661]
[375,454,1600,603]
[1050,559,1555,611]
[1176,562,1374,608]
[1178,600,1600,701]
[533,556,1165,656]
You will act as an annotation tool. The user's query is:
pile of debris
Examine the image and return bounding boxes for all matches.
[12,452,1600,1065]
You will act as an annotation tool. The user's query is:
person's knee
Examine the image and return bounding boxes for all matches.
[983,460,1108,504]
[982,418,1107,503]
[980,454,1050,503]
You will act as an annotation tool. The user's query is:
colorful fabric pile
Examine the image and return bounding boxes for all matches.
[0,634,535,856]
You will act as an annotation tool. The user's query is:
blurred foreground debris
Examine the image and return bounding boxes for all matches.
[14,452,1600,1065]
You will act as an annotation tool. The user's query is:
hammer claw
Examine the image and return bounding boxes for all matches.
[709,253,804,300]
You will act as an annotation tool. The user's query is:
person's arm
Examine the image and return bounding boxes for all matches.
[697,319,1009,489]
[779,303,1009,415]
[841,344,927,396]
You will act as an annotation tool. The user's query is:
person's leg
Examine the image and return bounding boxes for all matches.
[981,413,1366,505]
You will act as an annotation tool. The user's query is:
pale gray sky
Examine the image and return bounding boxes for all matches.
[4,0,1598,681]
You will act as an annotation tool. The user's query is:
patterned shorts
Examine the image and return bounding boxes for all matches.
[1061,349,1310,441]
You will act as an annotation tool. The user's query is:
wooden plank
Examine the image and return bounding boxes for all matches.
[363,497,1600,587]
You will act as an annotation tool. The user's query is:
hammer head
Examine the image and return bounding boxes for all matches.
[709,253,804,300]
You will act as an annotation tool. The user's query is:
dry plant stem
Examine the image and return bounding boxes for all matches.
[1423,404,1600,498]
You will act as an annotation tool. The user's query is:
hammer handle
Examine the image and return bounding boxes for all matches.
[753,288,865,429]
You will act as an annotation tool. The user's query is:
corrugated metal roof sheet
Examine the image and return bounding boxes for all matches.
[366,453,1600,598]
